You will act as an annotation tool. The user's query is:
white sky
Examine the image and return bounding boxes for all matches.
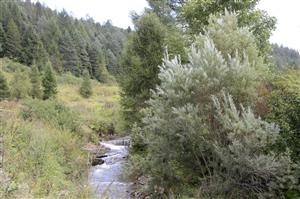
[32,0,300,51]
[31,0,148,28]
[258,0,300,52]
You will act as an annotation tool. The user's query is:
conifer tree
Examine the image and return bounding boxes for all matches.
[59,32,80,76]
[22,25,39,65]
[120,12,166,128]
[0,71,10,100]
[79,70,92,98]
[94,51,111,83]
[30,65,43,99]
[42,62,57,100]
[35,41,49,71]
[87,44,99,78]
[5,19,22,60]
[79,45,91,76]
[0,23,5,57]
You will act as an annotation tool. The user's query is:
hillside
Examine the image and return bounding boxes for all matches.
[0,58,123,198]
[272,43,300,69]
[0,0,128,78]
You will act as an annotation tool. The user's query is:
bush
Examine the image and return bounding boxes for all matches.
[10,69,30,100]
[21,99,81,133]
[0,71,10,100]
[89,120,115,137]
[267,70,300,162]
[2,58,29,73]
[0,116,90,198]
[56,72,83,86]
[79,71,92,98]
[131,13,295,198]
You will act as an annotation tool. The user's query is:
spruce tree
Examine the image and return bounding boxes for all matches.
[79,45,91,76]
[0,71,10,100]
[94,51,111,83]
[42,62,57,100]
[0,23,5,57]
[120,12,166,128]
[30,65,43,99]
[36,41,49,71]
[59,32,80,76]
[79,70,92,98]
[5,19,22,60]
[87,44,99,78]
[22,26,39,65]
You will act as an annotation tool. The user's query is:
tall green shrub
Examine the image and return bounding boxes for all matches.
[131,14,294,198]
[79,71,92,98]
[30,66,43,99]
[10,69,30,100]
[267,71,300,163]
[42,63,57,100]
[0,71,10,100]
[120,12,166,128]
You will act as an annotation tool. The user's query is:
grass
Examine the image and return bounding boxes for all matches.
[0,58,125,198]
[57,82,125,135]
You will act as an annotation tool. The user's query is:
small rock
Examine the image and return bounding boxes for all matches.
[91,158,104,166]
[95,154,107,159]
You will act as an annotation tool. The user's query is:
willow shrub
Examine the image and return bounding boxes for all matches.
[132,13,297,198]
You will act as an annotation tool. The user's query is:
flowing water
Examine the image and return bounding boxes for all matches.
[89,137,131,198]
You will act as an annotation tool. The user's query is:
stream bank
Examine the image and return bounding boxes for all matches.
[89,137,131,198]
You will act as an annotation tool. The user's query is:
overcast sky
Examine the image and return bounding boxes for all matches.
[32,0,300,52]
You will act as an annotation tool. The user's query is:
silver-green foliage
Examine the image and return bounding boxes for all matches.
[137,14,294,198]
[209,93,293,198]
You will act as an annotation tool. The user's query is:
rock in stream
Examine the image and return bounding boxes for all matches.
[89,137,131,198]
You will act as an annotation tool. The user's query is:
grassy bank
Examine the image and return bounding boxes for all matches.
[0,58,124,198]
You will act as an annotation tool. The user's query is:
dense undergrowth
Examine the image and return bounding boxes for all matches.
[0,58,124,198]
[125,13,300,199]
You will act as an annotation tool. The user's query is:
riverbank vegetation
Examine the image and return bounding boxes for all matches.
[0,58,123,198]
[122,1,300,198]
[1,0,300,198]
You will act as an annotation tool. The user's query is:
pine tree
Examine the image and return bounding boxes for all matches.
[35,40,49,71]
[94,51,111,83]
[0,23,5,57]
[79,45,91,76]
[59,32,80,76]
[22,25,39,65]
[30,65,43,99]
[42,62,57,100]
[5,19,22,60]
[0,71,10,100]
[120,12,166,128]
[79,70,92,98]
[87,44,99,78]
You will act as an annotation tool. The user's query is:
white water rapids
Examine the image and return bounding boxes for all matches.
[89,137,131,198]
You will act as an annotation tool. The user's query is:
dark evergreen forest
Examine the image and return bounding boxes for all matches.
[272,43,300,69]
[0,0,128,80]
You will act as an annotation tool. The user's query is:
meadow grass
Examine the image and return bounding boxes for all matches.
[0,58,125,198]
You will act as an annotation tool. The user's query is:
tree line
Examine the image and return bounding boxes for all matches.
[272,43,300,69]
[0,62,57,101]
[0,0,128,81]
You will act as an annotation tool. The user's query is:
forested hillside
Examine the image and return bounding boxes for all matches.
[1,0,300,198]
[272,44,300,69]
[0,0,128,79]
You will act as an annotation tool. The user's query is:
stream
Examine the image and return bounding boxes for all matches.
[89,137,131,198]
